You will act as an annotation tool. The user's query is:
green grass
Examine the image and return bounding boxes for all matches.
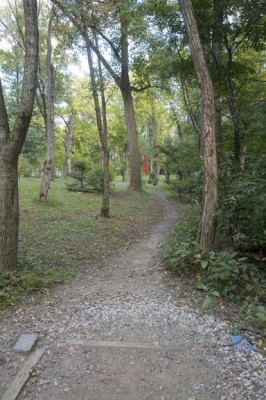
[0,177,164,310]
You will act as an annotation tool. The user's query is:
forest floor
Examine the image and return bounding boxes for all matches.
[0,186,265,400]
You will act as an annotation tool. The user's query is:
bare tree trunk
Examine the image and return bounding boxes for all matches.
[0,157,19,269]
[39,15,56,201]
[80,5,110,217]
[148,108,158,175]
[211,1,223,145]
[94,32,110,218]
[0,0,38,270]
[64,114,74,175]
[120,16,142,191]
[179,0,218,251]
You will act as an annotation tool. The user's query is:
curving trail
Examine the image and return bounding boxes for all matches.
[0,190,265,400]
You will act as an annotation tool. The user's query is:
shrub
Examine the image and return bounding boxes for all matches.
[148,171,159,186]
[68,160,89,188]
[86,164,115,192]
[218,157,266,251]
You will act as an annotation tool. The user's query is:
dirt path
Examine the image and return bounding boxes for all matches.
[0,190,265,400]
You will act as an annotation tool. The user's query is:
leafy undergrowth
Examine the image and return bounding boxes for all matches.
[163,205,266,337]
[0,177,164,310]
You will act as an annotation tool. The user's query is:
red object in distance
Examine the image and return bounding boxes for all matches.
[143,154,149,175]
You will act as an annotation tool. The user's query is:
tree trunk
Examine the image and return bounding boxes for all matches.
[0,0,38,270]
[120,16,142,191]
[64,114,74,175]
[39,16,56,202]
[80,7,110,217]
[0,156,19,269]
[148,108,158,175]
[211,4,223,145]
[95,35,110,218]
[120,87,142,190]
[179,0,218,250]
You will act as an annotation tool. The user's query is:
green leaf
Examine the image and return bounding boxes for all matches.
[196,281,208,291]
[201,260,208,269]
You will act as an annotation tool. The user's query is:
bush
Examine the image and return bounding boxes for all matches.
[218,157,266,252]
[164,238,264,298]
[148,171,159,185]
[86,164,115,192]
[170,172,203,202]
[68,160,89,188]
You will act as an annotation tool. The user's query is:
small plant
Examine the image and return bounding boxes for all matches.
[69,160,89,188]
[86,164,115,193]
[164,239,263,298]
[148,171,159,186]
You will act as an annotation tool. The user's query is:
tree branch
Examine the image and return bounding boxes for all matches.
[51,0,121,86]
[0,78,10,144]
[12,0,39,153]
[0,18,25,51]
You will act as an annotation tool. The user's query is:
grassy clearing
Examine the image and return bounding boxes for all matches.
[0,177,164,310]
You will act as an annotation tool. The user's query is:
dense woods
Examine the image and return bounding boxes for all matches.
[0,0,265,330]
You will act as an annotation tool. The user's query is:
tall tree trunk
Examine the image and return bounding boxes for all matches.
[39,16,56,201]
[63,114,74,176]
[179,0,218,250]
[120,16,142,191]
[80,6,110,217]
[0,0,38,270]
[211,0,224,145]
[148,108,158,175]
[94,31,110,218]
[120,85,142,190]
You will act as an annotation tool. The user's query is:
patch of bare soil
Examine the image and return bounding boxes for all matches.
[0,190,265,400]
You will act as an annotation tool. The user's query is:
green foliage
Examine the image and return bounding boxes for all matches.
[148,171,159,186]
[219,157,266,250]
[239,300,266,335]
[85,164,106,192]
[157,135,203,201]
[164,234,264,299]
[68,161,115,193]
[170,172,203,202]
[163,208,266,334]
[68,160,90,188]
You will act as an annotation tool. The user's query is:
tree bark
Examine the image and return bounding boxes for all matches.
[179,0,218,250]
[39,15,56,201]
[63,114,74,175]
[0,0,38,270]
[148,108,158,175]
[0,156,19,269]
[79,4,110,217]
[120,16,142,191]
[94,31,110,218]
